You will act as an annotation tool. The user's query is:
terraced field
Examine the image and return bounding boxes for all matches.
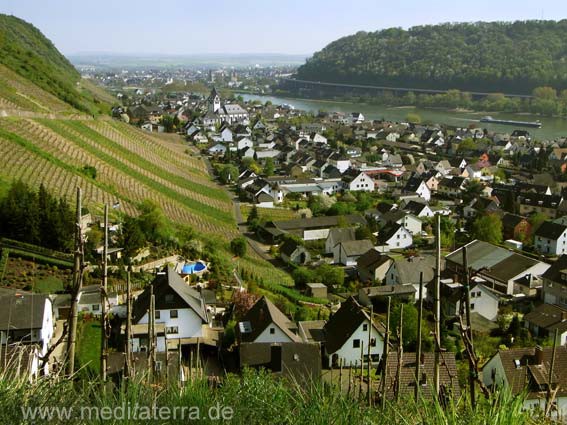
[0,117,236,236]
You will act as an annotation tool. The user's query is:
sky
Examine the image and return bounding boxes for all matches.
[2,0,567,56]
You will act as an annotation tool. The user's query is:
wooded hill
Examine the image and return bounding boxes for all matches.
[0,14,110,115]
[296,20,567,95]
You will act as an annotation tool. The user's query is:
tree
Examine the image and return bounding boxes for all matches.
[119,216,146,260]
[390,303,433,351]
[219,164,238,184]
[230,237,247,258]
[263,158,275,176]
[471,214,503,244]
[317,264,344,287]
[405,112,421,124]
[439,216,456,249]
[137,200,172,244]
[292,267,315,287]
[159,115,176,132]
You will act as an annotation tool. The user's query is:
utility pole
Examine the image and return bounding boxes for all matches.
[66,187,83,376]
[100,204,109,382]
[380,297,391,409]
[462,246,476,407]
[147,285,154,382]
[125,268,132,379]
[415,272,424,401]
[433,214,441,397]
[359,340,364,400]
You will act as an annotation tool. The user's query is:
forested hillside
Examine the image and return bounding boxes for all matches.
[297,21,567,95]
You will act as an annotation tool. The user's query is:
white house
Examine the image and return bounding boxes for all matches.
[237,296,301,344]
[446,281,500,321]
[132,266,210,344]
[0,293,54,367]
[343,171,374,192]
[376,224,413,251]
[380,211,422,235]
[236,137,253,151]
[208,143,227,155]
[78,285,118,316]
[402,200,434,218]
[534,221,567,256]
[403,177,431,201]
[482,346,567,420]
[324,297,384,368]
[312,133,328,145]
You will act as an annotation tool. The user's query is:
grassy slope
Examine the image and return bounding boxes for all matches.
[0,14,108,115]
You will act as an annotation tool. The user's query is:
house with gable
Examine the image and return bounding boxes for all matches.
[403,177,431,201]
[325,227,356,255]
[323,297,384,368]
[132,266,210,346]
[333,239,375,266]
[237,296,301,344]
[534,221,567,256]
[376,224,413,252]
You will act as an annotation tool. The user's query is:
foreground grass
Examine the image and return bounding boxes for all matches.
[0,368,546,424]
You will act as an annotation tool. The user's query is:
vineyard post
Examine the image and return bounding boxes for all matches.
[100,204,108,382]
[66,187,83,376]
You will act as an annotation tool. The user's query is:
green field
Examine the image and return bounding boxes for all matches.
[77,320,102,374]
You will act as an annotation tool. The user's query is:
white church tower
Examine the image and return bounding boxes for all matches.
[208,87,221,113]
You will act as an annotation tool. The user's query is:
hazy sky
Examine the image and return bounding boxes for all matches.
[2,0,567,55]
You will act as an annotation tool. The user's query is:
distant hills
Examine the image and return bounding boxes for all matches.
[0,14,110,115]
[69,53,308,69]
[296,21,567,95]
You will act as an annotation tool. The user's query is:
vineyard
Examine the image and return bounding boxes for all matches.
[0,117,237,236]
[240,205,298,222]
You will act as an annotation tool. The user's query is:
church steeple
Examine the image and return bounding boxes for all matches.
[208,87,221,113]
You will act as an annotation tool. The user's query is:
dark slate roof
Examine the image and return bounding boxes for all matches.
[238,296,300,343]
[389,255,436,285]
[519,193,562,209]
[382,352,460,400]
[239,342,321,381]
[524,304,567,329]
[0,294,48,331]
[324,297,383,354]
[541,254,567,283]
[490,346,567,397]
[535,221,567,240]
[404,177,424,192]
[377,224,406,245]
[439,177,466,189]
[403,200,428,216]
[298,320,326,343]
[356,249,391,270]
[327,228,356,246]
[339,239,374,257]
[279,239,304,257]
[132,266,208,324]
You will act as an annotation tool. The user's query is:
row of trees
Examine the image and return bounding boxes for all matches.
[0,181,74,252]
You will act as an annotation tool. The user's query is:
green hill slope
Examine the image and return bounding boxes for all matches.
[0,14,109,115]
[296,20,567,95]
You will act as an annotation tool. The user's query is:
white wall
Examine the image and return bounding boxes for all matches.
[328,320,383,367]
[304,229,330,241]
[254,322,296,343]
[138,308,204,339]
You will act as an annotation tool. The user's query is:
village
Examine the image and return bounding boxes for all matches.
[3,80,567,419]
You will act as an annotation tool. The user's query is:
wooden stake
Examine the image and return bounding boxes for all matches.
[462,245,476,407]
[395,304,404,402]
[433,214,441,397]
[100,204,109,382]
[339,358,343,391]
[359,340,364,400]
[347,361,352,397]
[125,269,132,379]
[367,305,373,406]
[66,187,83,376]
[415,272,424,401]
[546,329,559,416]
[380,297,391,409]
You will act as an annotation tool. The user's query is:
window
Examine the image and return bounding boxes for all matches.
[270,327,275,335]
[471,303,475,310]
[170,310,178,319]
[166,326,178,334]
[370,338,376,347]
[92,304,100,311]
[353,339,360,348]
[363,324,368,331]
[155,311,161,319]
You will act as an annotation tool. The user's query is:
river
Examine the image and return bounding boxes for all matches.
[239,93,567,140]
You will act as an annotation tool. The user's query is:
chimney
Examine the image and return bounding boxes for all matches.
[534,345,544,366]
